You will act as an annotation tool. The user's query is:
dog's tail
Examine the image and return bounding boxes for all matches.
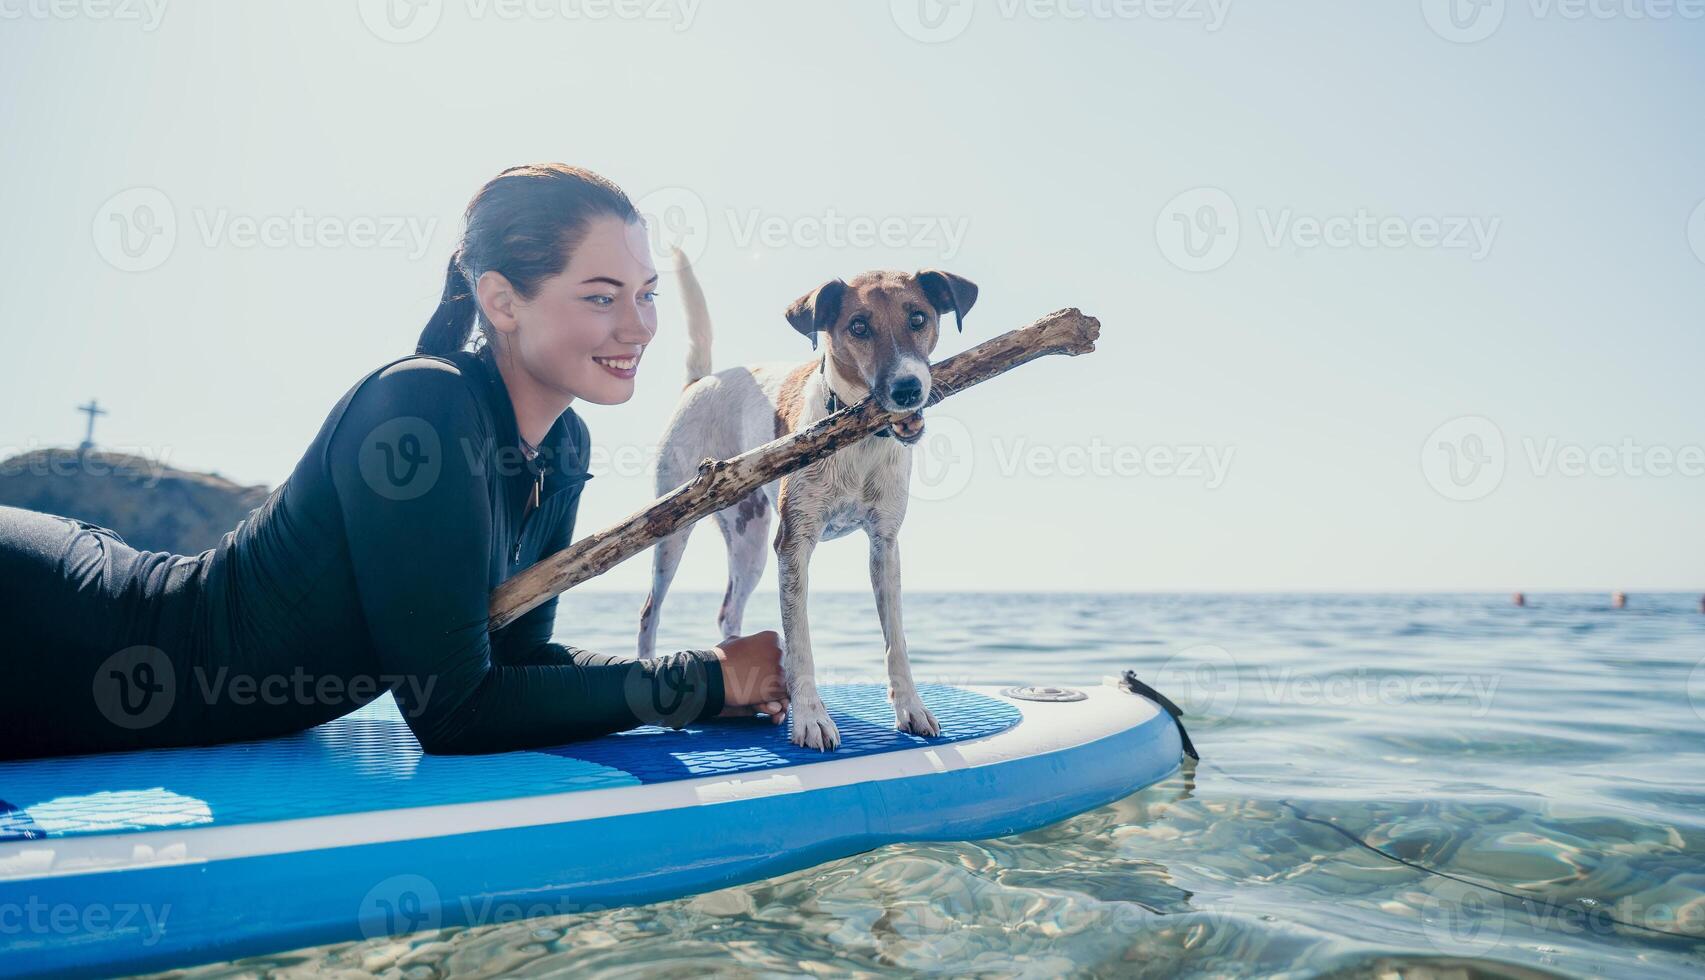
[675,248,714,388]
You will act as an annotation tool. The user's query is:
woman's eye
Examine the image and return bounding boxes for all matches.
[585,294,615,307]
[909,312,927,329]
[641,290,660,304]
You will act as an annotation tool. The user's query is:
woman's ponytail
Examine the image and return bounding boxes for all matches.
[415,250,477,357]
[413,164,640,357]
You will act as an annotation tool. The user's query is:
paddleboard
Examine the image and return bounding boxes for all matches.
[0,676,1184,977]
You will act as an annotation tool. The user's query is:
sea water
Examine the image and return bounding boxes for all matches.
[159,592,1705,978]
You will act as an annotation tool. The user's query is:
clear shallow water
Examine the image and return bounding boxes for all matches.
[160,592,1705,979]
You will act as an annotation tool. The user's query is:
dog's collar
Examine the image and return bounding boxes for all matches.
[819,357,893,438]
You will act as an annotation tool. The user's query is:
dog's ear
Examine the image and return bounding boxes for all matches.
[784,278,848,351]
[916,270,979,332]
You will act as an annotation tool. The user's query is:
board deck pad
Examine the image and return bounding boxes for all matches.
[0,683,1021,842]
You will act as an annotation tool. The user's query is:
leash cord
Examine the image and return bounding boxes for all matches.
[1190,756,1702,945]
[1118,670,1699,945]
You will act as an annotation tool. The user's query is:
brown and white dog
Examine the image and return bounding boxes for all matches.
[636,254,977,751]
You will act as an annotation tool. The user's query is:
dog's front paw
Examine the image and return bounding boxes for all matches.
[892,691,941,737]
[789,696,841,752]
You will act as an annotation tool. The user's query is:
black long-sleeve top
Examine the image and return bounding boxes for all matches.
[162,342,724,754]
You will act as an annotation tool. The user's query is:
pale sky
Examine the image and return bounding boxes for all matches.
[3,0,1702,592]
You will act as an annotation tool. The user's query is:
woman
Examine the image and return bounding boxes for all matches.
[0,164,788,760]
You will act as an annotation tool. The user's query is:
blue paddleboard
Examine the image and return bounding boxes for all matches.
[0,678,1182,977]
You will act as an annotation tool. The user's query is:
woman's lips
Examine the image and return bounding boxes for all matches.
[593,354,640,379]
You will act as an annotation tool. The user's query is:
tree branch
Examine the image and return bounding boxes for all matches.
[488,307,1102,629]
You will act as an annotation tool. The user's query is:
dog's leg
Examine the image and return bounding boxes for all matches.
[715,492,771,641]
[776,514,839,750]
[638,525,693,660]
[869,530,940,737]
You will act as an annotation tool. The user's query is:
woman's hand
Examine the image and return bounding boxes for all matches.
[712,630,789,725]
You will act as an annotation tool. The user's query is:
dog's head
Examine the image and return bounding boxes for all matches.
[784,269,978,440]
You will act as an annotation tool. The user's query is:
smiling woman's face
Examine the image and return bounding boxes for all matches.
[498,215,659,405]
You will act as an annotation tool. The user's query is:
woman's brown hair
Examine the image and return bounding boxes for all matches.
[416,164,641,357]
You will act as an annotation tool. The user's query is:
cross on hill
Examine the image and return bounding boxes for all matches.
[77,399,107,452]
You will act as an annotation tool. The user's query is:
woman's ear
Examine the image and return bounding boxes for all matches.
[916,269,979,332]
[784,278,847,351]
[476,269,522,336]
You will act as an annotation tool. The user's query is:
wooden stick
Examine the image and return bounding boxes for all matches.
[488,307,1102,629]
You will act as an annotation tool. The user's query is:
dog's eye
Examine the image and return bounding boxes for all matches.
[909,311,927,329]
[847,317,871,339]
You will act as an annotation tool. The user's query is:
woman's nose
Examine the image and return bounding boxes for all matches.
[618,304,657,342]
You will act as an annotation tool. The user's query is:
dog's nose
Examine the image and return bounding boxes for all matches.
[889,377,923,409]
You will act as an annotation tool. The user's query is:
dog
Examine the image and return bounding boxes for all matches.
[636,254,977,751]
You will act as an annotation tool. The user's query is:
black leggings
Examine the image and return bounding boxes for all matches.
[0,505,208,757]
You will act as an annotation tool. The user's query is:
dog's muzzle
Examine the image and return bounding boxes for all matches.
[881,411,926,444]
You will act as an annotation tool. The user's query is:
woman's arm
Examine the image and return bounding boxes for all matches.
[324,358,724,754]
